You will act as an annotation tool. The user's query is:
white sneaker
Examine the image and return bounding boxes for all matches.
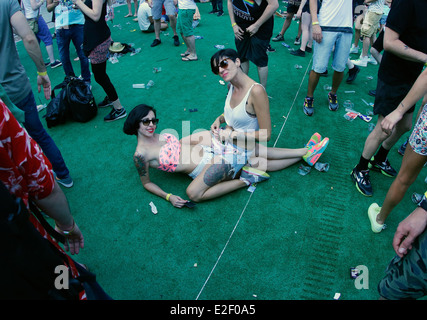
[349,44,359,54]
[368,55,378,65]
[351,55,368,67]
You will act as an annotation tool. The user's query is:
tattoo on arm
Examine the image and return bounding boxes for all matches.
[134,153,147,177]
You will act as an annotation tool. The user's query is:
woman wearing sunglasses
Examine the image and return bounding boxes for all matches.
[195,48,329,173]
[123,104,268,208]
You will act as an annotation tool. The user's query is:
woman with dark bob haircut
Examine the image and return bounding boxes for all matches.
[123,104,270,208]
[186,48,330,173]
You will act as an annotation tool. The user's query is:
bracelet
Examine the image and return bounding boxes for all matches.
[166,193,172,201]
[231,23,237,27]
[312,21,319,26]
[37,71,47,76]
[56,220,75,235]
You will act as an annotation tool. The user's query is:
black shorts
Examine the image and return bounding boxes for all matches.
[374,78,416,117]
[287,2,301,14]
[235,34,269,68]
[372,30,384,53]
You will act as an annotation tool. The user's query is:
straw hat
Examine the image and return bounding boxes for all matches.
[109,42,125,53]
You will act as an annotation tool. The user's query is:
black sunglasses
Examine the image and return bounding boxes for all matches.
[140,118,159,126]
[212,58,231,75]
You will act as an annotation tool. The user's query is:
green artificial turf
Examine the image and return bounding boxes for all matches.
[16,2,426,300]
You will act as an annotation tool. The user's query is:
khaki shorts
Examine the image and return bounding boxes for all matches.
[361,11,382,37]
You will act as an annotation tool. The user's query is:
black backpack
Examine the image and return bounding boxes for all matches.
[44,76,97,128]
[0,182,111,300]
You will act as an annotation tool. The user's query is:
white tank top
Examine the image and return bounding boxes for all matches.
[223,83,260,132]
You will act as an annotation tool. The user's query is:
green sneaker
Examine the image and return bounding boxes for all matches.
[239,166,270,186]
[367,203,385,233]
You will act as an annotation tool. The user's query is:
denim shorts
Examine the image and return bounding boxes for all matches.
[189,146,214,179]
[152,0,177,20]
[35,16,53,46]
[312,31,352,73]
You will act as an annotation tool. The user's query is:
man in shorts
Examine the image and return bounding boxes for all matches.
[178,0,198,61]
[302,0,353,116]
[351,0,384,67]
[228,0,279,88]
[271,0,302,44]
[350,0,427,197]
[150,0,179,47]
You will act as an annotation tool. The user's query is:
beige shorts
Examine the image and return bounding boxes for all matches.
[361,11,382,37]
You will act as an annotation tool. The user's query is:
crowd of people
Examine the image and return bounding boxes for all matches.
[1,0,427,300]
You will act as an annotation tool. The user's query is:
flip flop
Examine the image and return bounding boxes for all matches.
[182,56,198,61]
[180,52,190,57]
[124,14,132,17]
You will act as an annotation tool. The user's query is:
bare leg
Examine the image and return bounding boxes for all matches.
[330,71,344,95]
[257,66,268,89]
[377,146,426,224]
[307,70,321,97]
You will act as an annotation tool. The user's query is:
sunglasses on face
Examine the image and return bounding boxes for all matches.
[212,58,231,75]
[140,118,159,126]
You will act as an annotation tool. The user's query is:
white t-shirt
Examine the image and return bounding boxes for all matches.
[137,1,152,31]
[368,0,385,14]
[318,0,353,31]
[21,0,40,19]
[178,0,196,10]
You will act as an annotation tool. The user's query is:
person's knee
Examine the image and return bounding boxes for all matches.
[186,186,202,202]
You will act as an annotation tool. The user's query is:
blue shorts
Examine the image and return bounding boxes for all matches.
[312,31,352,73]
[152,0,177,20]
[35,16,53,46]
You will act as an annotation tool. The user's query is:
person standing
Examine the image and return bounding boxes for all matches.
[350,0,427,197]
[46,0,91,85]
[302,0,353,116]
[0,0,73,188]
[150,0,180,47]
[72,0,127,122]
[178,0,198,61]
[228,0,279,89]
[21,0,62,68]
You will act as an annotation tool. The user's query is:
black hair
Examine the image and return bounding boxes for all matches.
[123,104,156,136]
[210,48,239,74]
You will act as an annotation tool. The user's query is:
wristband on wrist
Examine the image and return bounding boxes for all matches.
[37,70,47,76]
[166,193,172,201]
[312,21,319,26]
[231,23,237,27]
[56,220,75,235]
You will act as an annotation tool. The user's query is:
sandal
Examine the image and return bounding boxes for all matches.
[180,52,190,57]
[182,55,198,61]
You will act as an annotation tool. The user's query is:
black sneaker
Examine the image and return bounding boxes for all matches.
[294,37,301,45]
[328,92,339,111]
[319,70,328,77]
[151,39,161,47]
[290,48,305,57]
[104,107,127,122]
[272,33,284,42]
[368,89,376,97]
[305,46,312,53]
[351,167,373,196]
[208,10,218,14]
[303,96,314,116]
[368,157,397,177]
[173,35,180,46]
[50,60,63,69]
[266,44,275,52]
[346,65,360,83]
[98,96,113,108]
[217,11,224,16]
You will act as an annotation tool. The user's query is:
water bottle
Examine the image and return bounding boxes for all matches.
[146,80,154,89]
[132,84,145,89]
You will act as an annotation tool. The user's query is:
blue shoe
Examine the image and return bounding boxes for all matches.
[53,172,74,188]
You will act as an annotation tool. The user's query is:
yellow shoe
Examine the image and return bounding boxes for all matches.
[368,203,385,233]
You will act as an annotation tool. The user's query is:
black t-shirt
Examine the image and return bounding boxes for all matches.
[378,0,427,85]
[232,0,274,40]
[83,0,111,54]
